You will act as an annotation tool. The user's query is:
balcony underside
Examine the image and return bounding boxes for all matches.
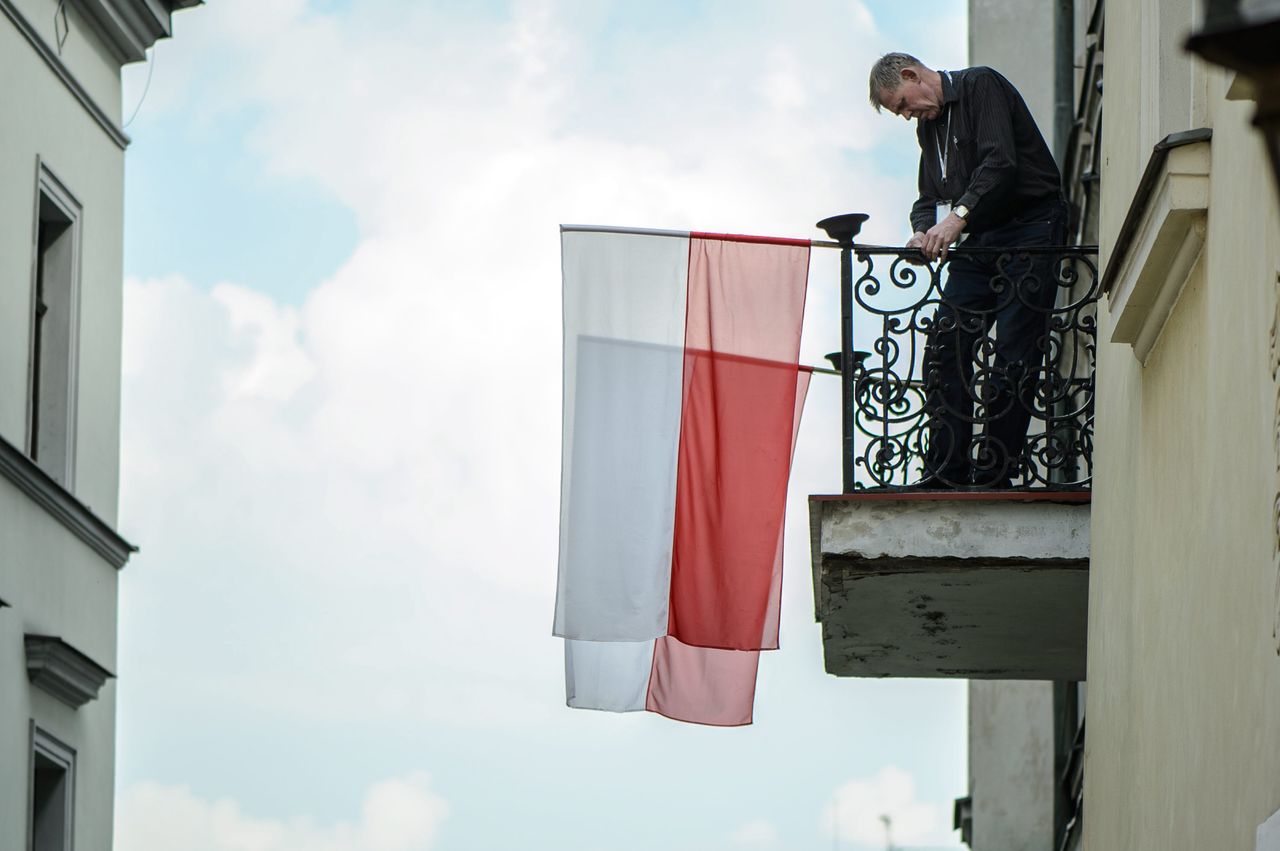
[810,493,1090,680]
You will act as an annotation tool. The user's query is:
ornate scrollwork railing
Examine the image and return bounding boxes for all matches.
[819,215,1098,492]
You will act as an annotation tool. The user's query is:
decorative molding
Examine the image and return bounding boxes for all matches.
[1103,131,1213,363]
[68,0,200,65]
[0,436,135,569]
[1102,129,1213,292]
[25,635,114,708]
[29,159,85,490]
[0,0,129,149]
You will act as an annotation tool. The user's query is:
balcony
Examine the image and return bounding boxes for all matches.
[809,214,1098,680]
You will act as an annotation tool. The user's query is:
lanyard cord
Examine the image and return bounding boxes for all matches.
[935,71,953,187]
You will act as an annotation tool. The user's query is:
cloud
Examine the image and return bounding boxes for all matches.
[119,270,564,728]
[822,766,957,847]
[112,0,974,845]
[730,819,779,845]
[115,773,449,851]
[118,0,968,734]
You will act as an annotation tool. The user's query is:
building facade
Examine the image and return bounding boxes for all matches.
[961,0,1280,847]
[0,2,195,848]
[1087,0,1280,846]
[813,0,1280,848]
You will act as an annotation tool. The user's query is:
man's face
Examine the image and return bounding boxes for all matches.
[881,71,942,122]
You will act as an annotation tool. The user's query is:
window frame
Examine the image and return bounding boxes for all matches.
[26,158,84,489]
[27,723,76,851]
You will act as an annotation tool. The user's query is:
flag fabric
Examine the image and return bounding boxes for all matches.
[555,225,811,726]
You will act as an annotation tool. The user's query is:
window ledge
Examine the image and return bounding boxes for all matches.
[25,635,114,709]
[0,436,136,569]
[1102,129,1213,363]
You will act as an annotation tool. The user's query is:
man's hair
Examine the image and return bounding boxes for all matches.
[868,52,927,112]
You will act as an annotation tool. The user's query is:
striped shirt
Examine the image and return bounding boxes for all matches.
[910,66,1062,235]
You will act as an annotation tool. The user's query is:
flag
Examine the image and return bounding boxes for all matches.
[555,225,811,726]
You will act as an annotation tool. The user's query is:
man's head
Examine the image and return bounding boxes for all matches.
[868,53,944,121]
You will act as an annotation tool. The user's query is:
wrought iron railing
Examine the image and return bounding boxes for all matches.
[817,214,1099,492]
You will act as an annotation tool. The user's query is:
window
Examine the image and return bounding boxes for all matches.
[28,162,82,489]
[29,725,75,851]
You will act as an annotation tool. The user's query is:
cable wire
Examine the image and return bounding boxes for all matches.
[54,0,69,53]
[123,49,156,129]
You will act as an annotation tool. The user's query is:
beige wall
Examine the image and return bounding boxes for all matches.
[1085,0,1280,846]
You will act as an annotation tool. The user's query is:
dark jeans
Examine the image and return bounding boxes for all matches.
[923,199,1068,485]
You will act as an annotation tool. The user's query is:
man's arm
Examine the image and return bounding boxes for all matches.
[910,137,939,235]
[910,199,936,237]
[911,128,967,261]
[907,134,940,262]
[954,71,1018,217]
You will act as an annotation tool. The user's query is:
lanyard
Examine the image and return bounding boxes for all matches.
[935,71,953,186]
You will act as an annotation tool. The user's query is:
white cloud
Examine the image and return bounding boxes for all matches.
[730,819,779,845]
[115,774,449,851]
[823,766,958,847]
[118,0,967,734]
[212,283,315,402]
[112,0,974,844]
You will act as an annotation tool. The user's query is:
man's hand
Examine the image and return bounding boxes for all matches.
[905,231,929,265]
[920,213,967,261]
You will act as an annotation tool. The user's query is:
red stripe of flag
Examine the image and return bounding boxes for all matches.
[690,231,813,247]
[667,235,810,651]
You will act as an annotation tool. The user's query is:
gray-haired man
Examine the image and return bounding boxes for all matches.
[869,53,1067,487]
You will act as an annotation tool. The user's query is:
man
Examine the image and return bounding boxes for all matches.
[868,53,1068,488]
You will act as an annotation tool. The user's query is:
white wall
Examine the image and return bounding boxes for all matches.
[0,480,120,851]
[0,0,125,519]
[7,0,124,123]
[0,2,127,849]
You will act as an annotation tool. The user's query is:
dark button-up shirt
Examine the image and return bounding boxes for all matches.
[910,66,1062,235]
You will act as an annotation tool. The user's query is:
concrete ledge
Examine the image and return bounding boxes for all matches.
[810,494,1090,680]
[25,634,114,708]
[0,436,135,569]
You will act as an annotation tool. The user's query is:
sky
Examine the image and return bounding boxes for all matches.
[112,2,971,849]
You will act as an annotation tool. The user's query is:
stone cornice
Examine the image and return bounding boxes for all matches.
[25,635,114,708]
[68,0,201,65]
[0,436,135,569]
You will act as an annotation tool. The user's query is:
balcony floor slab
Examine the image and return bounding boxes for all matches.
[809,493,1090,680]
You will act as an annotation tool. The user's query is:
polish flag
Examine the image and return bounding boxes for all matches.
[554,225,811,726]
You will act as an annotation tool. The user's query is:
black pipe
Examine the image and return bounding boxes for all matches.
[815,213,869,493]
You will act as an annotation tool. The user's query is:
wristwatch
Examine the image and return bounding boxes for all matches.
[954,204,971,220]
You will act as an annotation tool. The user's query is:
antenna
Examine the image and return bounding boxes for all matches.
[880,813,895,851]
